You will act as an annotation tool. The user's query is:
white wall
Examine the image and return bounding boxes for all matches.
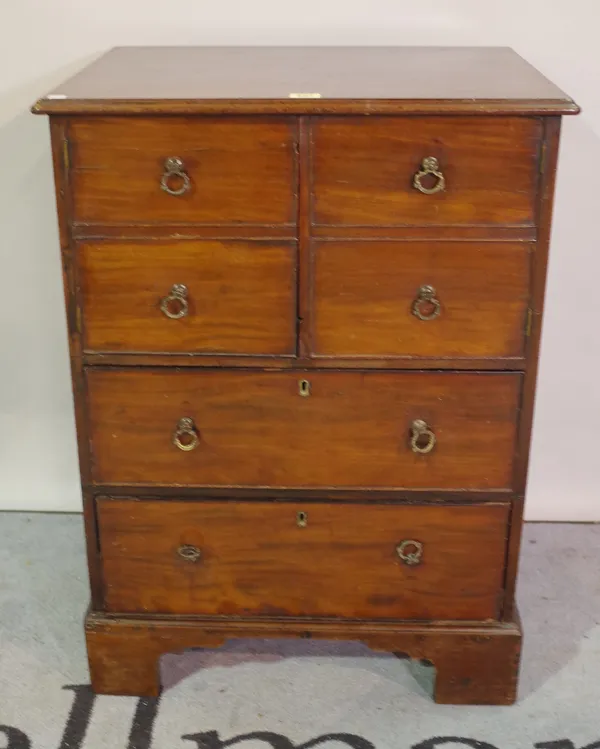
[0,0,598,519]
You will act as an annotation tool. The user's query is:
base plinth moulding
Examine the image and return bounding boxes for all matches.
[85,609,522,705]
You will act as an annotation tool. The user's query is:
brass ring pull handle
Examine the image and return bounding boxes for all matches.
[396,539,423,566]
[177,544,202,562]
[410,419,436,455]
[173,417,200,452]
[413,156,446,195]
[160,156,191,196]
[160,284,189,320]
[412,284,441,321]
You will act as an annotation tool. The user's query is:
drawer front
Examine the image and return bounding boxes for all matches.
[87,370,521,490]
[97,498,510,620]
[69,117,297,226]
[312,117,541,227]
[80,240,296,355]
[312,241,530,358]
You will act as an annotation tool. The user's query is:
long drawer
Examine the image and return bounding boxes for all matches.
[97,497,510,620]
[87,369,521,490]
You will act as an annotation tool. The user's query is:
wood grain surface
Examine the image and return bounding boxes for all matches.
[86,610,522,703]
[87,369,522,490]
[69,117,297,226]
[312,117,542,228]
[97,497,510,620]
[33,46,578,116]
[79,239,297,355]
[312,240,531,358]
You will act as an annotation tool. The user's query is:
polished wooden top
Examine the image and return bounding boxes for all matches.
[33,46,578,115]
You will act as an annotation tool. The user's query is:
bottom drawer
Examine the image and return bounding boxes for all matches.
[97,498,509,621]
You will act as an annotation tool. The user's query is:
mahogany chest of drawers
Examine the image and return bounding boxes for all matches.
[34,46,578,704]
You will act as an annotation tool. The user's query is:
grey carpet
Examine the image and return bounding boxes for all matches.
[1,513,599,748]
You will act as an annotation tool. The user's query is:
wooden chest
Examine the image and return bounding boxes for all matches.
[33,46,578,705]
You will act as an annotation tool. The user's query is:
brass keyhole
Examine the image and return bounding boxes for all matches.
[297,511,308,528]
[299,379,311,397]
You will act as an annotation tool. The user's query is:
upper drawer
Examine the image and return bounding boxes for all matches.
[79,239,296,356]
[87,369,521,490]
[69,117,297,226]
[312,240,530,359]
[311,117,542,228]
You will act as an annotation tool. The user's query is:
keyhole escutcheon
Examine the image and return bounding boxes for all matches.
[299,379,311,397]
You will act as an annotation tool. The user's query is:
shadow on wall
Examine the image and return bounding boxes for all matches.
[0,61,96,512]
[525,113,600,520]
